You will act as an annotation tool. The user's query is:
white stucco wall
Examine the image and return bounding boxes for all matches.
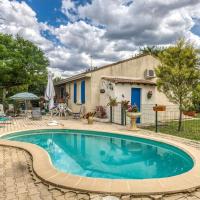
[99,80,181,124]
[100,80,156,124]
[115,83,156,124]
[90,55,159,110]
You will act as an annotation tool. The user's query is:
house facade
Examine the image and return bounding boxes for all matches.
[54,54,178,123]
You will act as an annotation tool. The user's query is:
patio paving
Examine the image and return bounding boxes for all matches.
[1,116,200,199]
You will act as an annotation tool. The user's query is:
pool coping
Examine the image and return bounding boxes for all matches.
[1,127,200,195]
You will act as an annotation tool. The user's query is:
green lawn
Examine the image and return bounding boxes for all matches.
[142,119,200,141]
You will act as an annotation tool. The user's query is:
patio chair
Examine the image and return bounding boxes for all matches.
[32,107,42,120]
[66,106,72,114]
[0,104,5,117]
[73,104,84,119]
[58,103,68,117]
[51,106,60,116]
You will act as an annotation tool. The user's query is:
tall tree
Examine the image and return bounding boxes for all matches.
[192,83,200,111]
[139,46,164,57]
[156,38,200,131]
[0,33,49,102]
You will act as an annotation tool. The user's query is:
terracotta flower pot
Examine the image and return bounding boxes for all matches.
[87,116,94,124]
[153,105,166,112]
[126,112,141,131]
[183,111,196,117]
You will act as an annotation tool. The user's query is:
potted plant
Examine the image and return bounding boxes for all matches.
[121,100,130,110]
[96,106,107,119]
[107,97,118,123]
[121,100,130,125]
[100,89,105,93]
[107,97,118,107]
[147,91,153,99]
[183,105,197,117]
[126,104,141,131]
[84,112,96,124]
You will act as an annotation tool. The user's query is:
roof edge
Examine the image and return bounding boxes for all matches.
[54,73,91,86]
[55,53,156,86]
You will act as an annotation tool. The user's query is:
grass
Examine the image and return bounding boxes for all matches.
[142,118,200,141]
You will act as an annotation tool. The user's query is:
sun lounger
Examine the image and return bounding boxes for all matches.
[0,116,12,124]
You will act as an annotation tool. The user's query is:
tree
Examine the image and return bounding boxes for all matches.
[192,84,200,112]
[156,38,200,131]
[53,76,62,84]
[0,33,49,102]
[139,46,165,57]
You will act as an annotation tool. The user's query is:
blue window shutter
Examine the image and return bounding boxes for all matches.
[74,82,77,103]
[81,80,85,104]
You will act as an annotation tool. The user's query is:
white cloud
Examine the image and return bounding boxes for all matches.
[47,46,91,71]
[0,0,82,74]
[78,0,200,46]
[61,0,77,21]
[0,0,53,51]
[0,0,200,77]
[53,21,106,53]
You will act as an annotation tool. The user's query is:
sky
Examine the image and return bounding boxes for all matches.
[0,0,200,77]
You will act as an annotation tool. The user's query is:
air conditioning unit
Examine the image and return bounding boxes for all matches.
[144,69,155,79]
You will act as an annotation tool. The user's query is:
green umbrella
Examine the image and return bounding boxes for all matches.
[10,92,39,112]
[10,92,39,100]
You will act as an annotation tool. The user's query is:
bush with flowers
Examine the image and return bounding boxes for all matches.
[127,104,138,113]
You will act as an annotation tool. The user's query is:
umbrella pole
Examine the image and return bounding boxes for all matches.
[25,100,27,117]
[25,100,29,118]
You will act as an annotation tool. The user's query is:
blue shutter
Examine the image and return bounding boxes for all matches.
[81,80,85,104]
[74,82,77,103]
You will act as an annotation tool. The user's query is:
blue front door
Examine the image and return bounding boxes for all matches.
[131,88,141,123]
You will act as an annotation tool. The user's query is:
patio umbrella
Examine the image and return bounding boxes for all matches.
[10,92,39,101]
[45,72,59,126]
[45,72,55,110]
[10,92,39,111]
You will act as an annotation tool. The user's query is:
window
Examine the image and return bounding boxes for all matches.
[74,81,77,103]
[81,80,85,104]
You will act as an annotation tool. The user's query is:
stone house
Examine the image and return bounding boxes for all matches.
[54,54,177,124]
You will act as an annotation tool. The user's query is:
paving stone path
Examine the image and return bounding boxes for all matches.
[1,118,200,199]
[2,146,200,200]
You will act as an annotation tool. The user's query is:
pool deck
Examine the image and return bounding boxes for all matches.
[1,117,200,199]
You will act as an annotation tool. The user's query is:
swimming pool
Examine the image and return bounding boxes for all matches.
[1,129,194,180]
[0,116,11,122]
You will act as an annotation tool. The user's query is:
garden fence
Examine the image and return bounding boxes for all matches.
[108,104,200,136]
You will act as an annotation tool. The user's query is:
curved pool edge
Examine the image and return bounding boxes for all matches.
[1,128,200,195]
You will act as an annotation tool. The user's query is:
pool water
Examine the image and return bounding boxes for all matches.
[0,117,10,121]
[1,129,194,179]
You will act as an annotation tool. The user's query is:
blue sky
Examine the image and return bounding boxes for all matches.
[21,0,67,27]
[0,0,200,77]
[18,0,91,27]
[191,20,200,36]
